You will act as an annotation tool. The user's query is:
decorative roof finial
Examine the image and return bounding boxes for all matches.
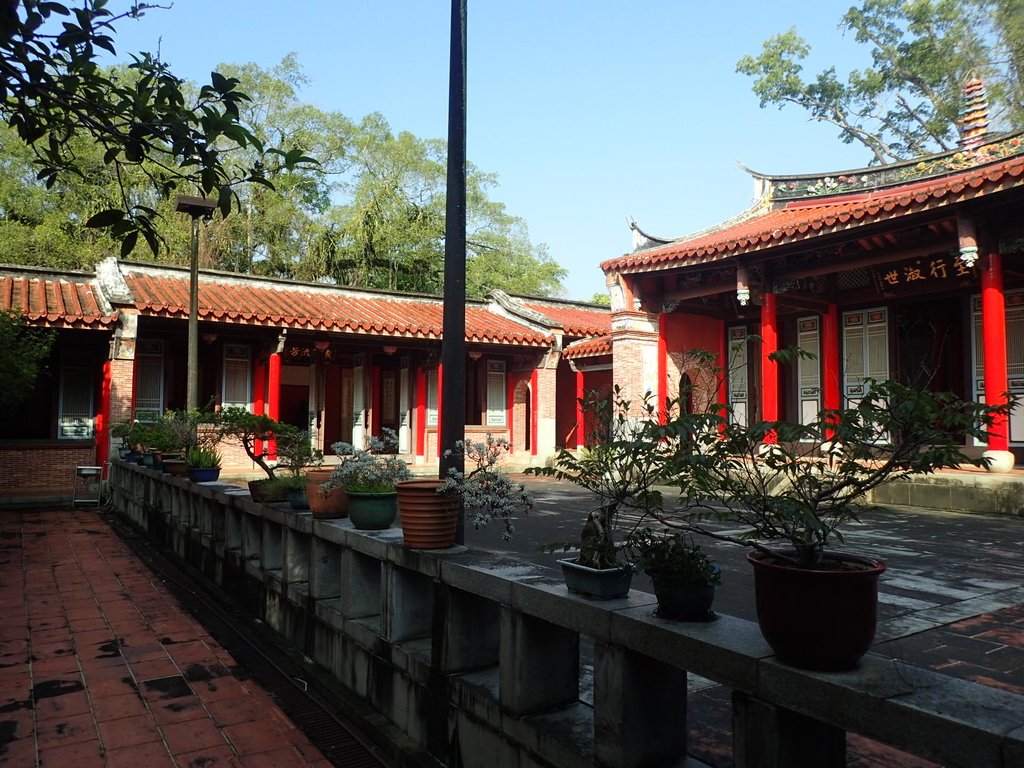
[958,78,990,152]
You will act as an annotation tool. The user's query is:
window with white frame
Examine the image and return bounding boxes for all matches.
[222,344,252,409]
[58,363,94,439]
[134,339,164,422]
[486,359,507,426]
[426,369,438,426]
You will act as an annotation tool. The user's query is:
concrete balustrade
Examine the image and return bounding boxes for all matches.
[108,461,1024,768]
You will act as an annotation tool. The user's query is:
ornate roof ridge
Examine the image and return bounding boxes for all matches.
[741,130,1024,203]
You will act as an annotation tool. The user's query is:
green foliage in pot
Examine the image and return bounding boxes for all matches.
[275,429,323,479]
[325,429,411,493]
[157,407,220,455]
[654,374,1017,569]
[527,387,669,569]
[627,528,721,584]
[186,446,221,469]
[217,407,298,481]
[439,434,533,540]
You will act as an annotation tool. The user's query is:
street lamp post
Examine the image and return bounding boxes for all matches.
[175,195,218,412]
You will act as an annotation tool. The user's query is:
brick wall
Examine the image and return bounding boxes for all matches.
[0,443,97,501]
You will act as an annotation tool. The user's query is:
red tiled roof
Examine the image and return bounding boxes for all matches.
[601,155,1024,273]
[563,335,611,360]
[519,300,611,338]
[123,269,551,346]
[0,270,116,329]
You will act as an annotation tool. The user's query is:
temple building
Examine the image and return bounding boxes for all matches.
[0,258,608,503]
[600,81,1024,470]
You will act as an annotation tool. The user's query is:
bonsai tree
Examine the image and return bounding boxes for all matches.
[217,407,298,482]
[627,528,721,584]
[527,387,670,569]
[653,377,1017,568]
[439,434,534,541]
[157,408,220,456]
[275,429,323,491]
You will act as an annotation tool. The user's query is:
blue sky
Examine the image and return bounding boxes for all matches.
[110,1,874,300]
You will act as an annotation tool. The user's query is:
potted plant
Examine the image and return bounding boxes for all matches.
[407,434,533,549]
[627,527,721,620]
[275,429,322,511]
[217,407,297,503]
[655,376,1015,669]
[155,408,218,476]
[324,429,412,529]
[186,446,222,482]
[527,388,669,600]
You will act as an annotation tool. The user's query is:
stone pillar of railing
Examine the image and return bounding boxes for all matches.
[733,690,845,768]
[500,608,578,714]
[594,641,688,768]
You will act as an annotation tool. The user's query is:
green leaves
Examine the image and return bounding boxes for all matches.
[739,1,1024,163]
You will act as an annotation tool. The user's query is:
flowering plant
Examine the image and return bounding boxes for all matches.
[325,429,411,493]
[440,434,533,540]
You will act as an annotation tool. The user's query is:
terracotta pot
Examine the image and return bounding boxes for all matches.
[396,479,458,549]
[306,477,348,519]
[347,491,398,530]
[748,550,886,671]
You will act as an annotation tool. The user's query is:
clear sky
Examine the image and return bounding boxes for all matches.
[108,1,874,301]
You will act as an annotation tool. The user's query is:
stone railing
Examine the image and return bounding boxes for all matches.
[107,461,1024,768]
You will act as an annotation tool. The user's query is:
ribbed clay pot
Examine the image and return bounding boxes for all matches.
[396,479,458,549]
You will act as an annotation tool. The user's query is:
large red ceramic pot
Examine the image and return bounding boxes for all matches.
[396,479,458,549]
[748,550,886,671]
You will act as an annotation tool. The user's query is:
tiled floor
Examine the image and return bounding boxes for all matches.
[0,507,331,767]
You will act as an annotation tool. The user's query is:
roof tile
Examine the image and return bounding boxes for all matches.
[0,272,116,329]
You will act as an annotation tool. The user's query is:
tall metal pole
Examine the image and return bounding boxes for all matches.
[187,215,200,412]
[440,0,467,543]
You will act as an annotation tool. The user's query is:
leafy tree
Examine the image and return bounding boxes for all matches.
[737,0,1024,163]
[0,0,311,253]
[589,292,611,306]
[0,309,54,405]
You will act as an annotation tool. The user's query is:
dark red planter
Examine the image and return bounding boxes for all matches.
[748,550,886,671]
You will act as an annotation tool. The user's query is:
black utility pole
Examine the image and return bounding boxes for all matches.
[440,0,468,543]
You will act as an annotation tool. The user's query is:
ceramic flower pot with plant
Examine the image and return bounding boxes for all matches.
[324,429,411,531]
[528,388,668,600]
[628,528,721,620]
[186,446,222,482]
[653,359,1017,671]
[426,434,533,550]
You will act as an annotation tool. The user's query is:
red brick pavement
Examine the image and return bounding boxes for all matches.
[0,507,332,768]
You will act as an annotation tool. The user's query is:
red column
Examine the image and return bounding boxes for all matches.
[415,367,427,458]
[268,351,281,459]
[530,368,539,456]
[657,314,668,424]
[436,363,443,458]
[981,253,1010,452]
[822,303,841,413]
[97,360,112,476]
[575,370,585,449]
[253,359,267,458]
[761,292,779,424]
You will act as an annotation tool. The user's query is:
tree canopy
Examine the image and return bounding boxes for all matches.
[737,0,1024,163]
[0,2,566,298]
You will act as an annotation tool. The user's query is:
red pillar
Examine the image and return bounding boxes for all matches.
[415,368,427,458]
[253,359,267,459]
[97,360,112,476]
[436,363,443,458]
[575,370,585,449]
[657,314,668,424]
[761,292,779,423]
[530,368,539,456]
[981,253,1010,452]
[268,351,281,459]
[822,303,841,412]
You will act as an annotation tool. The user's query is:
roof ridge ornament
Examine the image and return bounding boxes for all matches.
[958,78,990,152]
